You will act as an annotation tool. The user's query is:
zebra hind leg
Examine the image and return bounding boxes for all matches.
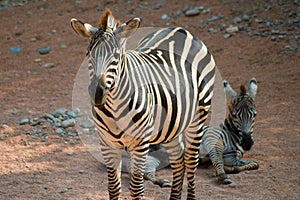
[184,132,202,200]
[163,137,185,200]
[224,160,259,174]
[144,155,171,188]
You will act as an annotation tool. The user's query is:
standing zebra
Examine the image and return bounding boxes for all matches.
[71,9,215,200]
[199,78,259,186]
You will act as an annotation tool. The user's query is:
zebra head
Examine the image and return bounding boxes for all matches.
[224,78,258,151]
[70,9,140,108]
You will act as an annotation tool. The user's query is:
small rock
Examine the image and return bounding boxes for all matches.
[37,46,51,55]
[225,25,239,33]
[42,63,55,68]
[172,10,181,18]
[10,45,21,53]
[219,24,227,31]
[232,16,242,24]
[161,14,168,20]
[207,15,218,23]
[271,36,276,41]
[60,188,68,193]
[12,110,18,115]
[40,134,48,142]
[61,119,76,128]
[223,34,231,39]
[185,9,200,17]
[34,58,42,63]
[56,128,65,135]
[20,118,30,125]
[208,28,217,33]
[261,32,269,37]
[255,18,263,23]
[242,14,251,21]
[66,111,76,118]
[52,108,68,117]
[67,131,75,136]
[229,182,236,187]
[152,4,162,10]
[53,121,61,127]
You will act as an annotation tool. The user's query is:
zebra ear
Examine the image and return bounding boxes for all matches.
[116,18,140,38]
[223,80,237,99]
[248,77,258,99]
[70,18,98,38]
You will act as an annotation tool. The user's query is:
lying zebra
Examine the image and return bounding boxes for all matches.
[123,78,259,187]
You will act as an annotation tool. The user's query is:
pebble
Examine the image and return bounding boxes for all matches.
[10,45,21,53]
[60,188,68,193]
[20,118,30,125]
[61,119,76,128]
[207,15,219,23]
[40,134,48,142]
[208,28,217,33]
[56,128,65,135]
[225,25,239,33]
[223,34,231,39]
[12,110,18,115]
[152,4,162,10]
[66,111,76,118]
[42,63,55,68]
[242,14,251,21]
[34,58,42,63]
[185,9,200,17]
[232,16,242,24]
[161,14,168,20]
[52,108,68,117]
[37,46,51,55]
[271,36,276,41]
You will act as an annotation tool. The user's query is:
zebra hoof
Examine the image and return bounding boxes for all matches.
[218,175,236,187]
[157,179,171,188]
[249,161,259,170]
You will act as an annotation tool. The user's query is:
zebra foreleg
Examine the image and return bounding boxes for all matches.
[164,137,185,200]
[102,147,123,200]
[129,147,149,200]
[207,140,235,186]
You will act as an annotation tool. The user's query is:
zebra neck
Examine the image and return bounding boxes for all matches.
[223,118,241,144]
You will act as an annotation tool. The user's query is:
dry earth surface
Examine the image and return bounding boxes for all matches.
[0,0,299,199]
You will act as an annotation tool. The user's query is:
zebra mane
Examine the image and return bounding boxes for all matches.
[239,85,247,96]
[99,9,121,32]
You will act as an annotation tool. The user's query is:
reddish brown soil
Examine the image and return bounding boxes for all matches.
[0,0,299,199]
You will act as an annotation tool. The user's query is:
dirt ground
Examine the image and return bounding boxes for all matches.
[0,0,299,199]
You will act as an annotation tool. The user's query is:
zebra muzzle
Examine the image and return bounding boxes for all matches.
[88,74,108,108]
[241,133,254,151]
